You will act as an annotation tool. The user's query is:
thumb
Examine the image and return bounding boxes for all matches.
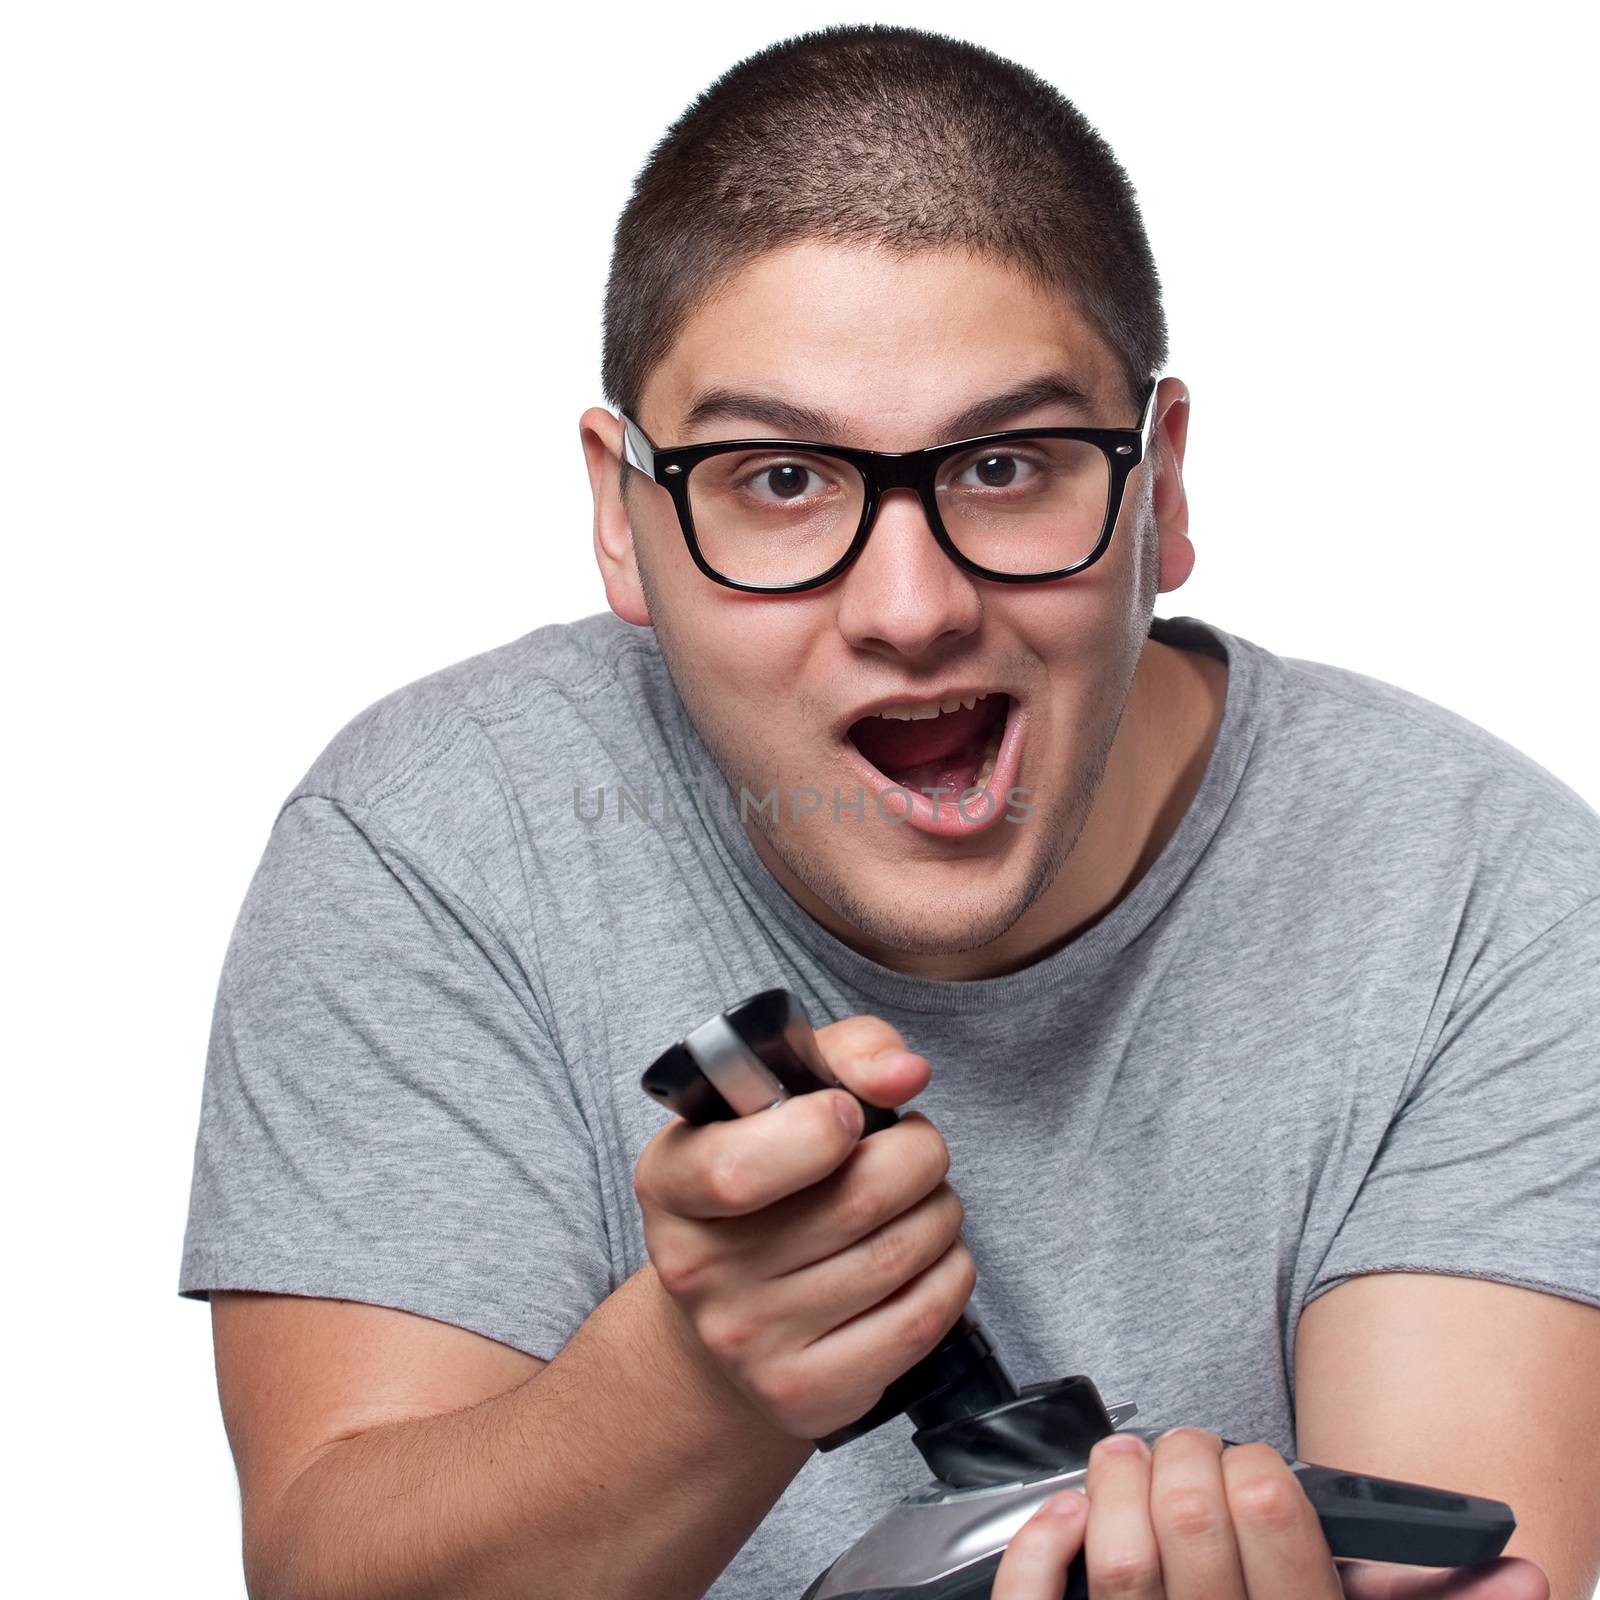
[1339,1556,1548,1600]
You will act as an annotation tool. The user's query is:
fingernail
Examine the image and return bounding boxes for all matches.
[834,1092,864,1137]
[1045,1490,1085,1518]
[1098,1433,1147,1455]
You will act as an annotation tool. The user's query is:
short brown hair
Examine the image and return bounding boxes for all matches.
[601,22,1168,453]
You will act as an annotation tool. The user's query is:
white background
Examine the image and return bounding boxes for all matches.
[4,2,1595,1593]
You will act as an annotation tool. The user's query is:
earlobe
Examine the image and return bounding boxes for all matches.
[580,407,651,625]
[1157,524,1197,592]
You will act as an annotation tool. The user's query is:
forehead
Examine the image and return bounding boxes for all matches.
[641,240,1124,449]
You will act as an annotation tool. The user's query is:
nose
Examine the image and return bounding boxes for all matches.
[833,485,983,659]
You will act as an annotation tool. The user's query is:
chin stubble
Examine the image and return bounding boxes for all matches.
[759,669,1128,959]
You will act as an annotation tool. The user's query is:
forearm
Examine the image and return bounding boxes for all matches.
[249,1265,816,1600]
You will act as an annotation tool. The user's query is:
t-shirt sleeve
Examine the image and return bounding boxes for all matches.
[1307,893,1600,1310]
[178,793,614,1360]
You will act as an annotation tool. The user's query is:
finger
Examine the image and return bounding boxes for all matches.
[1222,1444,1343,1600]
[762,1179,966,1335]
[815,1016,932,1109]
[815,1013,908,1060]
[800,1236,977,1393]
[1148,1427,1247,1596]
[992,1490,1088,1600]
[752,1111,954,1273]
[1084,1433,1163,1598]
[638,1087,867,1219]
[1338,1556,1550,1600]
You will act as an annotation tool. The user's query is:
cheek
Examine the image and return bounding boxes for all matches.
[676,638,816,763]
[701,614,826,711]
[1005,573,1137,671]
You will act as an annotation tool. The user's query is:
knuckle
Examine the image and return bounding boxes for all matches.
[632,1151,667,1212]
[749,1359,805,1418]
[705,1147,755,1211]
[1092,1549,1160,1594]
[1227,1472,1301,1533]
[899,1294,950,1356]
[1155,1485,1224,1541]
[698,1302,759,1363]
[817,1091,854,1140]
[838,1173,885,1236]
[648,1235,701,1295]
[866,1219,913,1280]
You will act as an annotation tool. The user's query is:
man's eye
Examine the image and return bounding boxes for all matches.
[723,454,846,506]
[953,451,1044,491]
[742,461,823,502]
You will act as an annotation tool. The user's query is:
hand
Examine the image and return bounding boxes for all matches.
[633,1012,977,1441]
[994,1428,1550,1600]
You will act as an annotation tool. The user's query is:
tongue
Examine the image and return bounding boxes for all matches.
[850,697,1004,792]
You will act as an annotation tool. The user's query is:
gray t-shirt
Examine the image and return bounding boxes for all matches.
[178,610,1600,1598]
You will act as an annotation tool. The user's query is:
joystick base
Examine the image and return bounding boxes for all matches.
[913,1375,1115,1488]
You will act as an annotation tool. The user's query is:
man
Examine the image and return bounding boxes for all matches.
[179,23,1599,1600]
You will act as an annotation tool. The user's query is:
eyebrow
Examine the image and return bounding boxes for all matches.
[676,372,1099,445]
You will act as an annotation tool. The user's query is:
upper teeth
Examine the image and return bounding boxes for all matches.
[873,692,989,722]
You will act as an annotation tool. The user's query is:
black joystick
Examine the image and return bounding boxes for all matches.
[643,989,1517,1598]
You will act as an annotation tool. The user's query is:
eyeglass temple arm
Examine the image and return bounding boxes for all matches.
[1138,378,1161,452]
[621,414,655,476]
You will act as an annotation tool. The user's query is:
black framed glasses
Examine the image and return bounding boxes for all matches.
[620,379,1159,593]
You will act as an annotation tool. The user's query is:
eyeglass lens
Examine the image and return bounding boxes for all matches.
[686,438,1112,587]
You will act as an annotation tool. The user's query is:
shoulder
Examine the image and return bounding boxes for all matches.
[1168,616,1600,968]
[286,611,663,818]
[1244,630,1600,942]
[1276,645,1562,779]
[1277,645,1594,833]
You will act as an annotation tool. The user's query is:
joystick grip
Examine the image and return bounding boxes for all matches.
[642,988,1019,1450]
[643,988,900,1135]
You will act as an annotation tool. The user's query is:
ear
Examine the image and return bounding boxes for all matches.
[580,406,651,625]
[1148,378,1195,594]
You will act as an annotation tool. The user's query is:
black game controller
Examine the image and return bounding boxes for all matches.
[642,988,1517,1599]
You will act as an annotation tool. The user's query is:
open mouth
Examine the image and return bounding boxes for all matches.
[846,692,1010,798]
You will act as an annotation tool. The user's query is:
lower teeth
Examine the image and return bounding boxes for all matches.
[969,717,1004,792]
